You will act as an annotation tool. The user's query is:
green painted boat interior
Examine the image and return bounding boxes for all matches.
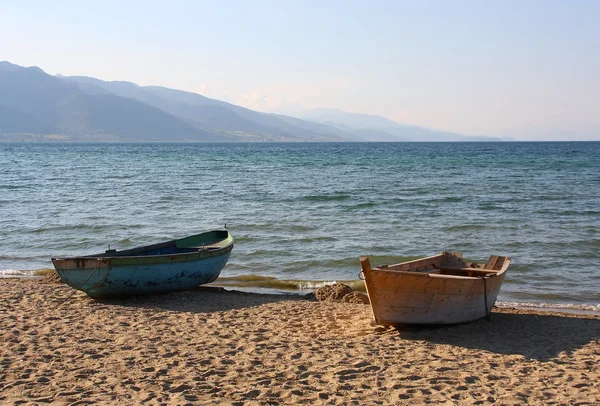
[92,230,232,258]
[176,230,230,249]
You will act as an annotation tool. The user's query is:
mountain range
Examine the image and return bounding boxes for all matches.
[0,61,502,142]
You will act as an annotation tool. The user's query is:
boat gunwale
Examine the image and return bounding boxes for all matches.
[376,253,444,270]
[370,253,511,280]
[370,266,508,280]
[51,230,234,266]
[52,243,233,265]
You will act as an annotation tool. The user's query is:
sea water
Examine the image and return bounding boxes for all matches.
[1,142,599,313]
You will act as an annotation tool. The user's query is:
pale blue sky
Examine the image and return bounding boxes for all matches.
[1,0,599,139]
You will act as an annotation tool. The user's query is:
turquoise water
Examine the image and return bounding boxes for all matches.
[1,142,599,312]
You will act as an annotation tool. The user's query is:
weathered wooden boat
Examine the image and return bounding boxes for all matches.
[51,229,234,298]
[360,251,510,325]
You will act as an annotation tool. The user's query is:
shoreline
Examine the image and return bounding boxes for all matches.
[495,303,600,317]
[1,277,599,404]
[2,272,599,317]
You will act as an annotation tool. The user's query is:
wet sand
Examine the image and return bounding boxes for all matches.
[1,278,598,405]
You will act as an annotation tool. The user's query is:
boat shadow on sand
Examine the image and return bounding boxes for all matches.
[93,286,306,313]
[387,309,600,361]
[89,286,598,362]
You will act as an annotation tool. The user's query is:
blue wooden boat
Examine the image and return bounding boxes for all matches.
[51,229,234,298]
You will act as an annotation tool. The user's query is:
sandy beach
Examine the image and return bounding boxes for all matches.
[1,278,598,405]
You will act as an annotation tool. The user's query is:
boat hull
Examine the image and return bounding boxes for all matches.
[52,229,233,298]
[361,252,510,325]
[364,269,506,325]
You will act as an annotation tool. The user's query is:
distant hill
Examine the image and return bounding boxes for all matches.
[0,104,57,134]
[61,75,351,142]
[1,61,498,142]
[300,108,503,142]
[0,62,221,141]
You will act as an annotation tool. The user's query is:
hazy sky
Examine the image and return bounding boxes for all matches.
[1,0,599,140]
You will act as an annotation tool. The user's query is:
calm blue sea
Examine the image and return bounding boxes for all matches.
[1,142,599,313]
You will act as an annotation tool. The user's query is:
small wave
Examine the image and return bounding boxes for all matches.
[537,209,600,216]
[561,210,600,216]
[303,195,352,202]
[29,224,108,234]
[0,254,50,261]
[506,263,537,273]
[34,268,55,276]
[214,275,366,292]
[0,185,31,190]
[435,196,464,203]
[114,238,136,246]
[397,188,431,196]
[496,301,600,315]
[442,224,486,232]
[341,202,377,211]
[296,236,338,243]
[235,224,315,233]
[535,195,567,201]
[478,204,504,211]
[566,239,600,248]
[227,236,255,244]
[0,269,42,278]
[253,256,362,271]
[246,249,287,257]
[287,225,316,232]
